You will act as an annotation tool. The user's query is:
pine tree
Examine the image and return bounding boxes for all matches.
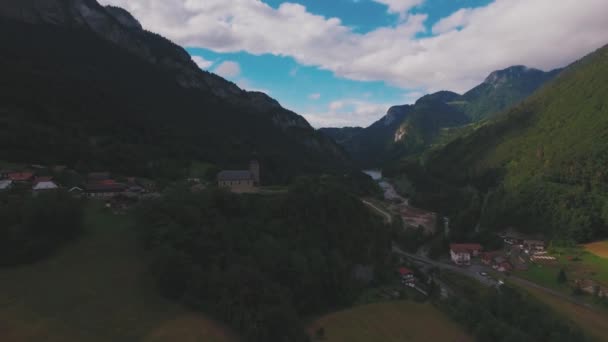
[557,269,567,284]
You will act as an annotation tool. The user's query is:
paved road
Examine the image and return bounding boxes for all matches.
[393,245,497,286]
[362,199,393,224]
[393,245,598,311]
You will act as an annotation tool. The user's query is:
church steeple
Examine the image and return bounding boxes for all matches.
[249,160,260,185]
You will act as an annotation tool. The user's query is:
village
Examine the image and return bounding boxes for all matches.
[360,171,608,309]
[0,160,265,207]
[3,163,607,311]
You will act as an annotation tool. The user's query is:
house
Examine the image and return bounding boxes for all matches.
[32,177,59,191]
[68,187,84,197]
[217,160,261,193]
[398,267,415,285]
[87,172,111,182]
[450,243,483,265]
[524,240,545,253]
[576,280,608,298]
[126,178,145,193]
[481,251,501,265]
[497,261,513,273]
[0,169,14,179]
[8,172,34,183]
[0,180,13,191]
[84,179,127,198]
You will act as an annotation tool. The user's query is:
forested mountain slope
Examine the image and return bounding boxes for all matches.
[0,0,348,183]
[460,66,562,121]
[423,44,608,241]
[323,67,560,167]
[321,92,468,167]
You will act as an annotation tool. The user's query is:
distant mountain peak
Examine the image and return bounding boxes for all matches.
[384,105,410,126]
[104,5,142,30]
[483,65,543,86]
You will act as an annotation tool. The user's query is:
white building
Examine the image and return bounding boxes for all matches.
[450,244,482,266]
[0,180,13,191]
[32,180,59,191]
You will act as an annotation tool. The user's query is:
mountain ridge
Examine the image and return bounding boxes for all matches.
[0,0,348,182]
[321,65,562,167]
[417,44,608,241]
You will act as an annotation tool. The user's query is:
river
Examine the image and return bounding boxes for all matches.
[363,169,406,203]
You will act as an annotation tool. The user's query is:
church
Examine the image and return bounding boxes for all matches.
[217,160,260,193]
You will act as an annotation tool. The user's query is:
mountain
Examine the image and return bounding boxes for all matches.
[323,91,468,167]
[422,44,608,242]
[324,67,560,167]
[318,127,364,145]
[0,0,348,183]
[460,66,563,121]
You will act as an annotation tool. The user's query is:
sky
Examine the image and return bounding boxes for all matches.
[100,0,608,128]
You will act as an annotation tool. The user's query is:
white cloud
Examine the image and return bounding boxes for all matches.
[431,8,473,34]
[372,0,424,15]
[101,0,608,93]
[304,99,392,128]
[308,93,321,100]
[214,61,241,78]
[192,55,214,69]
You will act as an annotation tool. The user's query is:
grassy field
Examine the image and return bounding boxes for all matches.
[516,246,608,292]
[0,202,237,342]
[308,301,471,342]
[586,241,608,259]
[514,284,608,342]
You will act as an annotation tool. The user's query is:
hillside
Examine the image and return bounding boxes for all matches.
[325,68,559,167]
[0,203,238,342]
[0,0,348,183]
[461,66,562,121]
[326,93,468,167]
[308,301,471,342]
[423,44,608,241]
[318,127,364,145]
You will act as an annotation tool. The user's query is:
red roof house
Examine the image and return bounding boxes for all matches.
[8,172,34,182]
[450,243,483,266]
[398,267,415,284]
[450,244,483,255]
[398,267,414,276]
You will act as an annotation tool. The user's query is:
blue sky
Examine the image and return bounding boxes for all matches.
[103,0,608,127]
[187,0,493,127]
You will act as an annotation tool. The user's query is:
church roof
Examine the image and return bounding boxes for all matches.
[218,170,254,181]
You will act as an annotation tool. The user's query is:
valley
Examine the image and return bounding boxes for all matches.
[0,0,607,341]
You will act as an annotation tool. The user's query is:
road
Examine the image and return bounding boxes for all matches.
[393,245,598,310]
[362,199,393,224]
[392,245,497,286]
[375,176,600,312]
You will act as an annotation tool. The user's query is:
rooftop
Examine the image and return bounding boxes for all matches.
[450,243,483,253]
[218,170,254,181]
[398,267,414,276]
[8,172,34,181]
[0,180,12,189]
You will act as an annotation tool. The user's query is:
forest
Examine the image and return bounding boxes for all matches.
[0,189,84,266]
[385,44,608,243]
[134,177,393,341]
[436,273,587,342]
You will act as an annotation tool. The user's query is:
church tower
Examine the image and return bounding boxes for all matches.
[249,160,260,185]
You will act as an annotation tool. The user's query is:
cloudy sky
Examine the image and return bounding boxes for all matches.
[100,0,608,128]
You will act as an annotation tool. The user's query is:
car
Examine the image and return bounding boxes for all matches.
[478,271,488,277]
